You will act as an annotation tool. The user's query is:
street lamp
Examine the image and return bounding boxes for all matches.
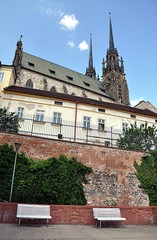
[9,142,21,202]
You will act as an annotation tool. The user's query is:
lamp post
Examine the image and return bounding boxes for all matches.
[9,142,21,202]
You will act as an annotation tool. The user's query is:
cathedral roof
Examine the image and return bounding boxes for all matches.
[21,52,113,100]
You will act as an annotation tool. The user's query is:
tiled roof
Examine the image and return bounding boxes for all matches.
[21,52,113,100]
[4,85,157,118]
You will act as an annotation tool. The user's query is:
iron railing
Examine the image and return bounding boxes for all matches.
[13,117,122,148]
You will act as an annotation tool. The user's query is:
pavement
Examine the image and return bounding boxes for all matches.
[0,224,157,240]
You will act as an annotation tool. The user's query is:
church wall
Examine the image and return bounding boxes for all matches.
[0,132,149,206]
[16,69,114,103]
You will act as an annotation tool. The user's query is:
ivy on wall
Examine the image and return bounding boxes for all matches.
[0,143,92,205]
[134,151,157,206]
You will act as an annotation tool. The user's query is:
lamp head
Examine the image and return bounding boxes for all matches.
[14,142,21,152]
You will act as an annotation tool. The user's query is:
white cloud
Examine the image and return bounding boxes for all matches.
[40,7,53,16]
[58,10,64,18]
[68,41,74,48]
[130,97,144,107]
[78,41,89,51]
[59,14,79,30]
[40,6,64,18]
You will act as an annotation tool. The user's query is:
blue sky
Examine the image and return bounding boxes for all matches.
[1,0,157,107]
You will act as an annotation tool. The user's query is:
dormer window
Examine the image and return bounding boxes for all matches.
[99,88,106,93]
[49,69,55,74]
[83,82,90,87]
[66,75,73,81]
[28,62,34,67]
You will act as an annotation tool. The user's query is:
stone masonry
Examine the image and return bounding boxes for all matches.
[0,132,149,206]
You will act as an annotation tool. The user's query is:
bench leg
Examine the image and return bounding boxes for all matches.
[46,219,48,227]
[17,218,21,227]
[100,220,102,228]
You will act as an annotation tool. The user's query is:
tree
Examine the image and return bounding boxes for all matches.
[134,151,157,206]
[0,107,19,133]
[117,122,157,151]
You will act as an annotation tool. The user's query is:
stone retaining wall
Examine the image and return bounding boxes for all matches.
[0,132,149,206]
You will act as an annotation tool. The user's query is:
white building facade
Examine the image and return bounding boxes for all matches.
[1,85,157,147]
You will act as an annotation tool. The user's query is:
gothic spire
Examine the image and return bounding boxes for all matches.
[89,33,93,69]
[102,15,130,106]
[85,33,96,79]
[109,13,115,50]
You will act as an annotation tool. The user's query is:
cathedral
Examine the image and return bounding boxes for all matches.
[0,16,157,146]
[12,16,130,106]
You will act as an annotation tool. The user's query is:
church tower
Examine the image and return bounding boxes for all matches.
[102,15,130,105]
[85,33,96,79]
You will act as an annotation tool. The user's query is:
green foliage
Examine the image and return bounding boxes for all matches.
[0,144,92,205]
[117,122,157,151]
[0,107,19,133]
[134,151,157,205]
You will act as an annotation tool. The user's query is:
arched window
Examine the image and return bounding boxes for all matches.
[63,85,68,94]
[50,86,57,92]
[43,78,48,91]
[26,79,33,89]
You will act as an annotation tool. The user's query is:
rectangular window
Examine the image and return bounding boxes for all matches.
[98,108,105,113]
[83,116,90,128]
[130,114,136,118]
[17,107,24,119]
[98,119,105,131]
[122,123,128,133]
[53,112,62,124]
[54,101,63,105]
[0,72,4,82]
[35,110,44,122]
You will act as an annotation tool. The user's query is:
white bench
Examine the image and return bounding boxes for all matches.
[16,204,52,227]
[93,208,126,228]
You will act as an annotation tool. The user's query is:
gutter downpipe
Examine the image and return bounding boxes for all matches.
[74,101,78,142]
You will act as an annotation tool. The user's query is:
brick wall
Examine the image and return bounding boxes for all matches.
[0,203,157,225]
[0,132,149,206]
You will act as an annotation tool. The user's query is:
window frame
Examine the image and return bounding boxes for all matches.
[83,116,90,128]
[17,107,24,119]
[35,110,45,122]
[98,119,105,131]
[0,72,4,82]
[53,112,62,124]
[122,122,128,133]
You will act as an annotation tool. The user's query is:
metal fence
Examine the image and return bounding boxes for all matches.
[16,117,122,148]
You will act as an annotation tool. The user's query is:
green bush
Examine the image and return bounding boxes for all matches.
[134,151,157,206]
[0,144,92,204]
